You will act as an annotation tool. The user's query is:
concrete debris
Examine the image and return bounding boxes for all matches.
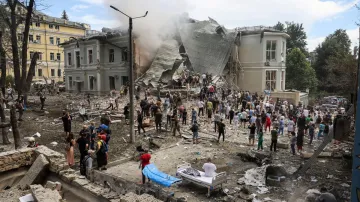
[19,194,35,202]
[310,176,318,182]
[30,184,62,202]
[18,154,49,190]
[306,189,321,195]
[257,187,269,194]
[50,142,58,147]
[33,132,41,138]
[44,181,61,191]
[341,183,350,188]
[120,192,162,202]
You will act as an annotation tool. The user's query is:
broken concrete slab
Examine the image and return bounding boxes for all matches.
[277,141,289,149]
[301,152,333,159]
[18,154,49,190]
[30,184,62,202]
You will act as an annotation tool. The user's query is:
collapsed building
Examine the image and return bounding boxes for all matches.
[62,15,308,104]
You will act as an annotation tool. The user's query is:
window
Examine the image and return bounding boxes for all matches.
[265,70,277,91]
[88,49,93,64]
[29,34,33,42]
[68,76,73,89]
[51,69,55,77]
[50,53,54,61]
[38,69,43,77]
[35,22,40,27]
[109,49,114,63]
[89,76,94,90]
[38,53,42,60]
[266,40,277,61]
[109,76,115,90]
[75,51,80,68]
[56,38,60,45]
[122,76,129,85]
[56,53,61,61]
[122,48,128,61]
[281,71,285,90]
[49,24,54,29]
[30,51,34,59]
[36,35,41,43]
[17,33,23,41]
[49,37,54,45]
[55,25,59,30]
[67,53,72,65]
[58,69,62,77]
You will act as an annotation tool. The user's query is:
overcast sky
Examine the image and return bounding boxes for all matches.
[43,0,360,52]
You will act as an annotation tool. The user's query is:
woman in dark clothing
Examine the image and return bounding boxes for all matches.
[62,111,72,137]
[296,129,304,153]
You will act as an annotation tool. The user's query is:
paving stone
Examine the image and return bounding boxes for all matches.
[18,154,49,190]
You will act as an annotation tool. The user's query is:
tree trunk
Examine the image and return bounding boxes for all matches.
[10,106,20,149]
[0,102,10,144]
[0,31,10,145]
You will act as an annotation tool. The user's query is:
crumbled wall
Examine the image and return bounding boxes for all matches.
[0,147,36,172]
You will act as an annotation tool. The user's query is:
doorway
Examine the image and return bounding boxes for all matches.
[109,76,115,90]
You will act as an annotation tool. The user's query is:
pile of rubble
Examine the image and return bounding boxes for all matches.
[120,192,163,202]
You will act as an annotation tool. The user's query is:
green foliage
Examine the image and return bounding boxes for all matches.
[313,29,352,93]
[273,21,308,55]
[61,10,69,20]
[5,75,14,86]
[286,48,317,91]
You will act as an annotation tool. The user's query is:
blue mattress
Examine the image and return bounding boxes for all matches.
[142,164,181,187]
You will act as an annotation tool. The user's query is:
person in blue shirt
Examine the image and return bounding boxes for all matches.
[278,118,284,135]
[191,108,197,125]
[318,121,325,139]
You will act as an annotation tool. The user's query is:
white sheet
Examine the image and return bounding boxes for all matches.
[177,168,213,185]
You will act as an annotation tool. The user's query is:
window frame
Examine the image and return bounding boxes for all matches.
[88,49,93,64]
[88,75,95,90]
[265,70,277,91]
[56,37,60,45]
[35,35,41,43]
[57,69,62,77]
[29,34,33,42]
[49,37,54,45]
[38,68,43,77]
[109,49,115,63]
[67,52,72,66]
[266,40,277,61]
[55,25,60,30]
[38,52,42,60]
[30,51,34,59]
[68,76,73,89]
[75,51,80,68]
[51,69,55,77]
[50,52,55,61]
[56,53,61,61]
[35,22,41,27]
[49,24,54,29]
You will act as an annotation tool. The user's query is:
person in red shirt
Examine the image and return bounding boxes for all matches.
[139,150,151,184]
[265,116,272,133]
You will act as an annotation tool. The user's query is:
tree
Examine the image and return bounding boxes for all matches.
[0,0,39,148]
[273,21,285,32]
[61,10,68,20]
[313,29,352,92]
[273,21,308,55]
[286,48,317,91]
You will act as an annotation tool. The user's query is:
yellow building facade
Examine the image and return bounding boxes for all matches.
[7,11,90,83]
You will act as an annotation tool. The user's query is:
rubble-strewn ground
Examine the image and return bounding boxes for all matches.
[0,93,353,202]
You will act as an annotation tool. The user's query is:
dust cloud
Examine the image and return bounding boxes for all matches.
[104,0,190,67]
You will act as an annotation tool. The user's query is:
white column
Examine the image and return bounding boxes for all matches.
[276,70,281,91]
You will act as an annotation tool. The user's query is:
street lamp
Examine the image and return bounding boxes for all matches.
[110,5,148,143]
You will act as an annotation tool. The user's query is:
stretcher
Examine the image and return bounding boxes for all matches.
[142,164,182,187]
[176,162,227,197]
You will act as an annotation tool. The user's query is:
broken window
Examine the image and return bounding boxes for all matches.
[38,69,42,77]
[122,76,128,85]
[68,76,73,89]
[49,37,54,45]
[265,70,276,91]
[109,49,115,63]
[88,49,93,64]
[57,53,61,61]
[75,51,80,68]
[67,52,72,66]
[109,76,115,90]
[89,76,94,90]
[121,48,127,61]
[266,40,277,61]
[36,35,41,43]
[29,34,33,42]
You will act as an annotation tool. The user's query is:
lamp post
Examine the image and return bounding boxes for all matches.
[110,5,148,143]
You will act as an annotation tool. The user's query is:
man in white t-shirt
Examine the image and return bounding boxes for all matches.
[303,109,309,117]
[202,158,216,177]
[197,100,205,116]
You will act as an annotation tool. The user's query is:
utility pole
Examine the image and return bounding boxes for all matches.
[351,27,360,202]
[110,5,148,143]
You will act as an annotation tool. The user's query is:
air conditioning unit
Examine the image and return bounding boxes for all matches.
[265,61,270,66]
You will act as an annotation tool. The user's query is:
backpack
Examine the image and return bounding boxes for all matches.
[80,156,91,176]
[98,140,108,154]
